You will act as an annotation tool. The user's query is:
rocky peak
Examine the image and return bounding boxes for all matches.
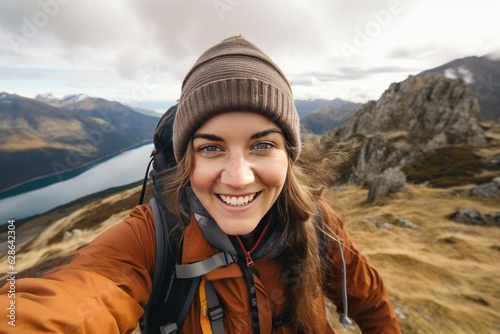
[323,74,491,187]
[333,74,485,146]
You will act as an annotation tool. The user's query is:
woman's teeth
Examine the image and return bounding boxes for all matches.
[219,193,256,206]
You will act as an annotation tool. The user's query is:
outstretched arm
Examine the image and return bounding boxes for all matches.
[0,205,156,333]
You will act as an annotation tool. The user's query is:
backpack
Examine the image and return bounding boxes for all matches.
[138,105,233,334]
[137,105,352,334]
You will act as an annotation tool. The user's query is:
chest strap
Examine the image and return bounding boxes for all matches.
[175,252,238,279]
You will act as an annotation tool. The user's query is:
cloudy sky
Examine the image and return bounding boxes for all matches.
[1,0,499,112]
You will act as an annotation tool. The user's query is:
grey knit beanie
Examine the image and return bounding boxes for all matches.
[173,35,301,162]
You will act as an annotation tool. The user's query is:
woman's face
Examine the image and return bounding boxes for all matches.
[190,111,288,236]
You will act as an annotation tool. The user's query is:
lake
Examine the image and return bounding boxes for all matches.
[0,143,154,224]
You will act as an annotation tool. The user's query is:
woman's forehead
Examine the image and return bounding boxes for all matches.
[196,111,280,131]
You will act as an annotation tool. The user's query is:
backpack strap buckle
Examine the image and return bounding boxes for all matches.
[204,280,225,334]
[176,251,237,278]
[159,322,178,334]
[208,304,224,322]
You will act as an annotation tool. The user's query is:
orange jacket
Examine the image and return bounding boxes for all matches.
[178,207,331,333]
[0,201,400,333]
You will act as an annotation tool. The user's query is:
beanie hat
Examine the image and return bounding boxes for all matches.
[173,35,301,162]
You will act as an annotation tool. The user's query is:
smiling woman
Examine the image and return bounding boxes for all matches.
[190,112,288,236]
[156,35,401,333]
[0,35,401,334]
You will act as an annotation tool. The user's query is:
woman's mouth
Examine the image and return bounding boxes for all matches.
[218,193,259,206]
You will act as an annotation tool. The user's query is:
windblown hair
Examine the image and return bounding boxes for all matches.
[275,156,325,333]
[160,140,337,333]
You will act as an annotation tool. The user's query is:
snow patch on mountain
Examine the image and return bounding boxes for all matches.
[61,94,90,104]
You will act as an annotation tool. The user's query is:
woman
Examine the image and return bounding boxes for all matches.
[0,35,400,333]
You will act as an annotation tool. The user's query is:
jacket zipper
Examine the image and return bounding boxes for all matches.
[235,223,270,267]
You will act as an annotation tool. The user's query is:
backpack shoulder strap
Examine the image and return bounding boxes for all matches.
[139,197,184,333]
[140,197,201,334]
[139,104,227,334]
[199,279,224,334]
[143,197,231,334]
[150,197,167,301]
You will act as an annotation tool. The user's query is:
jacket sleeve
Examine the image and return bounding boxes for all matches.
[319,199,401,334]
[0,205,156,334]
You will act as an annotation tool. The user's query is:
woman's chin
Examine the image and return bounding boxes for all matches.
[215,218,260,236]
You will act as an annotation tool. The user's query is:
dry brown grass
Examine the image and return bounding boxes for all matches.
[325,184,500,334]
[1,182,499,333]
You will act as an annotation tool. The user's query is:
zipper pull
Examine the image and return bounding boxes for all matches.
[244,251,254,267]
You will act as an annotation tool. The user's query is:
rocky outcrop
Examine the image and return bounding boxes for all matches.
[366,167,406,203]
[324,74,487,186]
[458,177,500,198]
[449,208,500,227]
[62,229,83,242]
[333,74,485,146]
[396,218,419,229]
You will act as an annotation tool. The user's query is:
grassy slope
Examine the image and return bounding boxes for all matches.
[326,185,499,334]
[0,182,499,333]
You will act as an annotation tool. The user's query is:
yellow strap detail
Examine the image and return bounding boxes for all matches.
[199,276,213,334]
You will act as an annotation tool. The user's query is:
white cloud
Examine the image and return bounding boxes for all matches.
[444,66,475,84]
[0,0,499,107]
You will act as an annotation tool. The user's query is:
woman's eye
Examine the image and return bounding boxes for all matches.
[199,145,220,152]
[253,142,273,150]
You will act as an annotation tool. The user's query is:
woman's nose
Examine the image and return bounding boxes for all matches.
[220,155,255,189]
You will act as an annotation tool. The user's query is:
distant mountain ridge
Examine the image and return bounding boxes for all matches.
[418,55,500,121]
[294,98,348,118]
[36,93,162,117]
[300,102,363,134]
[0,93,159,193]
[44,93,91,106]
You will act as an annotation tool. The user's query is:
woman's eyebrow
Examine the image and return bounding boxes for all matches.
[250,129,283,139]
[192,133,224,141]
[193,129,282,141]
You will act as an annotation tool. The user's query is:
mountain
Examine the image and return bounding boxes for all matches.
[294,98,348,118]
[36,93,163,118]
[0,93,159,193]
[131,107,163,118]
[322,74,499,186]
[418,55,500,121]
[35,93,97,110]
[331,73,485,145]
[300,102,363,134]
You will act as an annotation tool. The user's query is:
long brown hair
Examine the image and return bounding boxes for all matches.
[159,140,332,333]
[275,156,326,333]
